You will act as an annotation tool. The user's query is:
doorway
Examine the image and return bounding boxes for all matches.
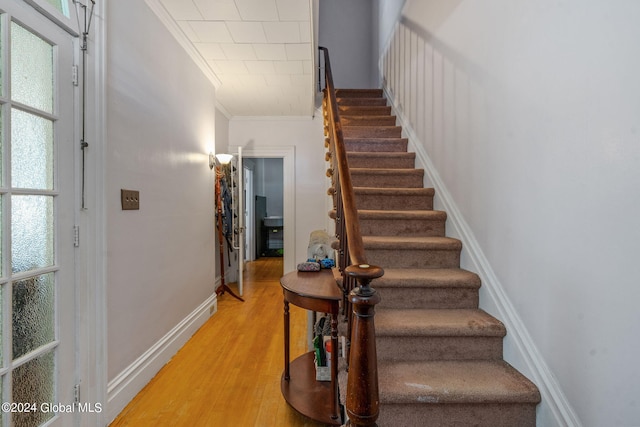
[232,146,295,274]
[244,158,284,259]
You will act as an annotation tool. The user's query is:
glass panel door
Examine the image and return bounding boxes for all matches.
[0,2,76,426]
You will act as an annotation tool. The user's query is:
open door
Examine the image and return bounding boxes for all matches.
[231,147,244,296]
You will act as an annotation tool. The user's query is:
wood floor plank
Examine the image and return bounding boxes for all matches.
[109,257,327,427]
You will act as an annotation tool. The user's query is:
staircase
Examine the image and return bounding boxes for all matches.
[334,89,541,426]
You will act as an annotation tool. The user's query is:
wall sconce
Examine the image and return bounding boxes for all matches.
[209,152,234,169]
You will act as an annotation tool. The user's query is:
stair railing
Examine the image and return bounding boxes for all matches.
[319,46,383,427]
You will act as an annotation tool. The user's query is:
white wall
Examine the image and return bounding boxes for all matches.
[377,1,640,426]
[229,116,327,270]
[319,0,375,88]
[105,0,218,418]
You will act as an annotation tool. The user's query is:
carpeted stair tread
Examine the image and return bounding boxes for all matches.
[356,209,445,220]
[337,97,387,106]
[377,360,541,404]
[341,115,397,126]
[347,152,415,169]
[353,187,434,211]
[335,88,383,98]
[344,137,408,152]
[363,235,461,250]
[375,268,480,288]
[375,309,506,337]
[330,209,445,221]
[331,209,446,237]
[343,125,402,138]
[339,105,392,116]
[354,186,434,196]
[351,168,424,188]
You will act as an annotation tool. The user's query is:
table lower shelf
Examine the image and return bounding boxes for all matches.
[281,352,341,425]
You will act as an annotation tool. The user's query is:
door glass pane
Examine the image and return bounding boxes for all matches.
[12,351,55,427]
[10,21,53,114]
[11,196,54,274]
[11,109,54,190]
[44,0,69,17]
[12,273,54,359]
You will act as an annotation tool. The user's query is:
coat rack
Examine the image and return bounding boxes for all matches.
[213,157,244,302]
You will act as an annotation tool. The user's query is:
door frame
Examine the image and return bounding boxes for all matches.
[230,146,295,274]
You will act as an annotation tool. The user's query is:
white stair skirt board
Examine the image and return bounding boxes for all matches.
[106,293,218,423]
[382,86,582,427]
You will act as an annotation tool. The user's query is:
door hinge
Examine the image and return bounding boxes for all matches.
[73,225,80,247]
[72,65,79,86]
[74,384,80,404]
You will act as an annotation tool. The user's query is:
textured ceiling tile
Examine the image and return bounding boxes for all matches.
[290,74,311,87]
[245,60,277,75]
[160,0,203,20]
[194,43,226,60]
[235,0,278,21]
[273,61,302,74]
[230,75,268,92]
[302,60,313,75]
[178,21,200,41]
[253,44,287,60]
[263,21,300,44]
[220,43,257,60]
[189,21,233,43]
[299,22,311,43]
[264,74,292,86]
[210,60,249,75]
[285,43,311,61]
[194,0,241,20]
[226,21,267,43]
[275,0,310,21]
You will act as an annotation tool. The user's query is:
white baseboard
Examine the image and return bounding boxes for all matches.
[106,292,218,423]
[382,87,581,427]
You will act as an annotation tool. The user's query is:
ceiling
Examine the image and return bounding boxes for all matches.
[154,0,316,117]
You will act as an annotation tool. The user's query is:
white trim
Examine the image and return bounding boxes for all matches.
[144,0,221,89]
[230,145,296,275]
[106,293,217,423]
[78,2,108,425]
[383,86,582,427]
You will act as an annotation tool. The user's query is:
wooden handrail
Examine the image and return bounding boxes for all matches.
[320,47,366,266]
[319,46,382,427]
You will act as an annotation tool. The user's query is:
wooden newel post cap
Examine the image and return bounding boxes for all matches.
[345,264,384,298]
[345,264,384,280]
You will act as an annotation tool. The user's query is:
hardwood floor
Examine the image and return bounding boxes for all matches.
[110,257,326,427]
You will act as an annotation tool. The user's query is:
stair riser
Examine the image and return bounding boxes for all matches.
[345,139,408,152]
[344,126,402,138]
[339,106,392,116]
[337,98,387,106]
[335,89,383,98]
[376,287,479,309]
[354,194,433,210]
[360,218,445,237]
[351,173,423,188]
[376,336,504,362]
[342,116,397,126]
[365,248,460,269]
[347,155,415,169]
[377,403,537,427]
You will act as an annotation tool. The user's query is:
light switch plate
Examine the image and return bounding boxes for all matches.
[121,189,140,210]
